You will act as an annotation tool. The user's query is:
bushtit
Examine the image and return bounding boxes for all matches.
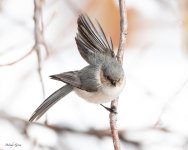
[29,14,125,122]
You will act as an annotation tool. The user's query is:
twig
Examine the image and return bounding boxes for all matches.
[0,113,141,148]
[182,0,188,52]
[0,0,4,12]
[33,0,46,99]
[64,0,81,15]
[0,0,48,67]
[116,0,128,64]
[110,0,128,150]
[0,46,35,67]
[155,78,188,127]
[33,0,49,123]
[110,100,121,150]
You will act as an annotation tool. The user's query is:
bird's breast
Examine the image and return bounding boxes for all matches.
[74,79,125,104]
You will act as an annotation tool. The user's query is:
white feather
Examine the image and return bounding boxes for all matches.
[74,78,125,104]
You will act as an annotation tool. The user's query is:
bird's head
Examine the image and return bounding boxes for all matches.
[101,60,124,87]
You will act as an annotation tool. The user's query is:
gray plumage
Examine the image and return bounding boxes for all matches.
[50,65,101,92]
[29,14,125,122]
[29,84,73,122]
[50,71,81,88]
[78,65,101,92]
[75,14,115,65]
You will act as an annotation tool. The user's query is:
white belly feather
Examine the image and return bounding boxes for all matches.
[74,79,125,104]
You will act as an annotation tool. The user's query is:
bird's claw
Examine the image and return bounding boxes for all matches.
[100,104,117,114]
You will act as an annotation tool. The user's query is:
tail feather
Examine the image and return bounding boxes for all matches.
[29,84,73,122]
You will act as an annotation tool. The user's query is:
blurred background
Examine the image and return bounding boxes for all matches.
[0,0,188,150]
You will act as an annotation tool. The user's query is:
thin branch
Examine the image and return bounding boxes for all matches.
[0,0,48,67]
[0,113,141,148]
[155,78,188,127]
[64,0,81,15]
[116,0,128,64]
[182,0,188,52]
[33,0,46,104]
[0,46,35,67]
[0,0,4,12]
[110,100,121,150]
[33,0,50,124]
[110,0,128,150]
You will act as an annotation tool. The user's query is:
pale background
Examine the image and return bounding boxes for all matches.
[0,0,188,150]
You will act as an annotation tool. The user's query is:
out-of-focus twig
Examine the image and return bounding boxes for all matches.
[64,0,81,15]
[33,0,45,98]
[182,0,188,52]
[0,46,35,67]
[110,0,128,150]
[33,0,49,123]
[0,0,4,12]
[155,78,188,127]
[0,113,141,148]
[0,0,49,102]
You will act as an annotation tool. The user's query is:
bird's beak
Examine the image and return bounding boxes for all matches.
[112,81,116,87]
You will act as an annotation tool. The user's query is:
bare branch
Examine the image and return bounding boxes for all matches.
[116,0,128,64]
[0,113,141,148]
[0,0,4,12]
[64,0,81,15]
[110,0,128,150]
[182,0,188,52]
[0,0,48,67]
[155,78,188,127]
[110,100,121,150]
[33,0,45,95]
[33,0,48,123]
[0,46,35,67]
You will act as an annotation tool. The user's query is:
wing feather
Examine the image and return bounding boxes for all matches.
[50,71,81,88]
[75,14,115,65]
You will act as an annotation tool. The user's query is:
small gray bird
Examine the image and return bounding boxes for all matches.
[29,14,125,122]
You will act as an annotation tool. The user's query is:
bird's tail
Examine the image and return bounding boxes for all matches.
[29,84,73,122]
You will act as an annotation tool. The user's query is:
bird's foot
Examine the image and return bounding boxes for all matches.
[100,104,117,114]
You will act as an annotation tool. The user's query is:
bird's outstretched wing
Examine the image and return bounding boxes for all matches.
[75,14,115,65]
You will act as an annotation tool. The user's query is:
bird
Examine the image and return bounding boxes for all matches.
[29,14,125,122]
